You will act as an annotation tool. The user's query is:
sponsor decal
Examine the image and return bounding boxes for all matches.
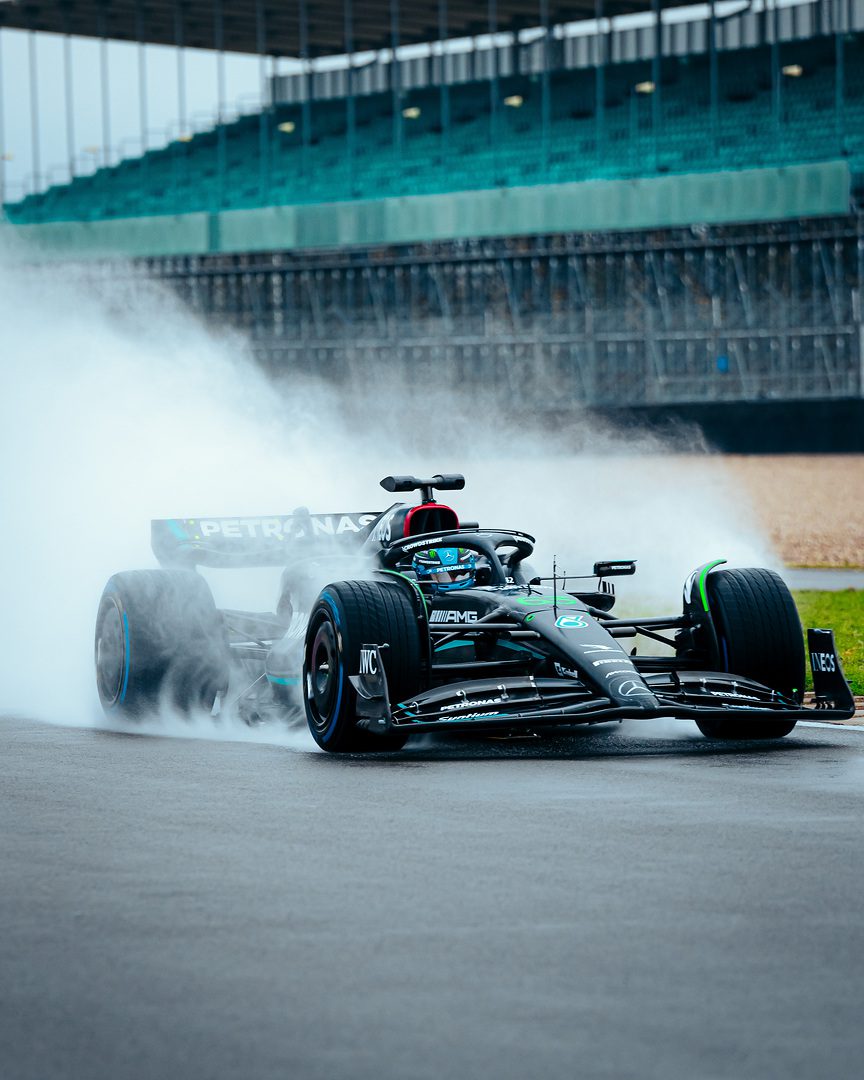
[430,609,479,624]
[811,651,837,673]
[555,614,588,630]
[554,662,581,680]
[440,711,506,721]
[592,658,624,667]
[191,513,376,542]
[370,515,394,543]
[709,690,760,701]
[401,535,446,552]
[580,644,618,654]
[617,680,653,697]
[441,696,505,713]
[359,648,379,675]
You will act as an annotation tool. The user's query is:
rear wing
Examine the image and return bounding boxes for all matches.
[152,511,382,568]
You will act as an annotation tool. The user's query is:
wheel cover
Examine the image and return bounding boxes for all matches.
[95,599,126,707]
[306,616,341,735]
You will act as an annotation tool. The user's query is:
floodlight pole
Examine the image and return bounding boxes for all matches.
[63,28,76,181]
[299,0,312,177]
[135,0,148,184]
[540,0,550,172]
[708,0,718,156]
[28,31,40,194]
[438,0,450,165]
[595,0,606,154]
[215,0,227,211]
[489,0,499,178]
[651,0,661,170]
[391,0,402,160]
[98,5,111,168]
[344,0,356,196]
[173,1,186,208]
[174,4,186,133]
[256,0,270,203]
[0,27,5,211]
[770,0,781,139]
[834,0,846,153]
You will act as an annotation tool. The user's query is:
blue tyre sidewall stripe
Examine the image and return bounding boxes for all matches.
[320,594,344,742]
[100,586,129,711]
[119,610,131,704]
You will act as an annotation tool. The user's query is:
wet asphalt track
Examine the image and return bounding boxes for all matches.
[2,716,863,1080]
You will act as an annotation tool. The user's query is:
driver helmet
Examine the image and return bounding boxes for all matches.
[412,547,476,593]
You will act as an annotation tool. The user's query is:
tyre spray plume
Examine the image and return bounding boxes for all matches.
[0,249,778,740]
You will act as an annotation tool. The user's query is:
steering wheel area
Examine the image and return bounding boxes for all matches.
[381,530,535,587]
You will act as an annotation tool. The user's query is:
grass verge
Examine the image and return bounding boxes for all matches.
[793,590,864,696]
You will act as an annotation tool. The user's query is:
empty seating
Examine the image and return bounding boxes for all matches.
[5,33,863,225]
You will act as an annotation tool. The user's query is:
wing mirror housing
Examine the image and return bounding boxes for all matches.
[593,560,637,577]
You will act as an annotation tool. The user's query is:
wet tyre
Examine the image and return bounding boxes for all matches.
[303,580,424,753]
[95,569,229,721]
[696,567,804,740]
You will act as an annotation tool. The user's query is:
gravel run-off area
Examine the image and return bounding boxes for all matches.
[718,454,863,568]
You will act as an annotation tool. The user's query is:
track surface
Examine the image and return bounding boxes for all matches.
[783,567,864,590]
[2,717,863,1080]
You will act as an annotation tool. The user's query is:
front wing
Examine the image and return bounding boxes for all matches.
[349,632,856,736]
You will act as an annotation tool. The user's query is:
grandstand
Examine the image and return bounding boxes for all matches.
[1,0,862,448]
[7,33,864,224]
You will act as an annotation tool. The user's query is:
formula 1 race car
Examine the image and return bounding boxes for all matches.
[95,472,856,751]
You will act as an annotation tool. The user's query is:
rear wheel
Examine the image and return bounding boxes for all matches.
[696,567,804,740]
[303,580,424,752]
[95,570,229,721]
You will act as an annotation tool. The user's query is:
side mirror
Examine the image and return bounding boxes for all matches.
[593,560,636,577]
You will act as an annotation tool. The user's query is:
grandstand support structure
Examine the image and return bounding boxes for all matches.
[131,214,863,419]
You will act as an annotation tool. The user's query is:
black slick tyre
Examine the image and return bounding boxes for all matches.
[697,567,804,740]
[95,569,229,721]
[303,580,423,753]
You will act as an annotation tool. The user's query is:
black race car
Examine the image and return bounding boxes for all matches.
[95,472,855,751]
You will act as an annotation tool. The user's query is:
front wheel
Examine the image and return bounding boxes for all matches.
[303,580,424,752]
[695,567,804,740]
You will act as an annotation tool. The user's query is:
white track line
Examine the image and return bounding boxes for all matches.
[799,721,864,732]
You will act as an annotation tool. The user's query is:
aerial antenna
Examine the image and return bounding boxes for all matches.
[552,556,559,619]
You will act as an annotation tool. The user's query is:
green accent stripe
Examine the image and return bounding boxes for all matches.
[698,560,727,613]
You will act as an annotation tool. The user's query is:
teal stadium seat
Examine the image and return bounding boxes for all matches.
[4,33,863,224]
